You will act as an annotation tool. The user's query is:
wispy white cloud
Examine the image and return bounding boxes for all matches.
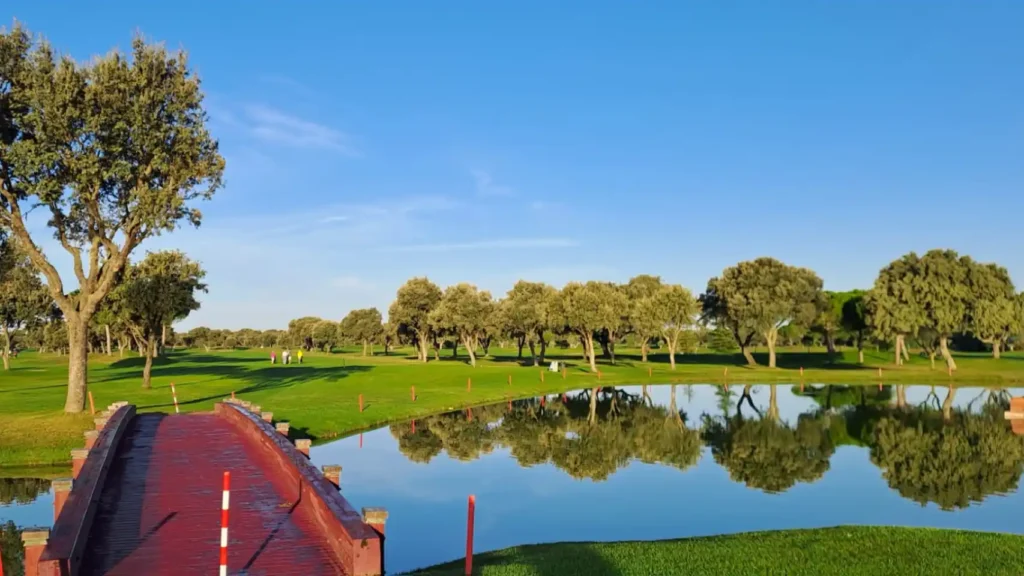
[379,238,578,253]
[242,104,359,156]
[471,169,515,197]
[320,215,350,224]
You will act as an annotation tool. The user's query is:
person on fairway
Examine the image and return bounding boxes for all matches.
[270,351,276,364]
[297,349,304,364]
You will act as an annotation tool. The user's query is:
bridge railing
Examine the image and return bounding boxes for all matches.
[216,402,385,575]
[34,402,136,576]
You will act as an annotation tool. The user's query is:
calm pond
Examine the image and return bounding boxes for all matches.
[2,384,1022,574]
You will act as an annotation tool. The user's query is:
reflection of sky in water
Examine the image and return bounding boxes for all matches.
[2,384,1022,574]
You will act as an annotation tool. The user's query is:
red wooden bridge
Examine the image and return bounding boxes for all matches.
[20,400,385,576]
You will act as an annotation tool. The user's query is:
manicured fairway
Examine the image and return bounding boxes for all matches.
[2,346,1022,468]
[406,526,1024,576]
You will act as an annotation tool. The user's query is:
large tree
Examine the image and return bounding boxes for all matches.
[915,250,973,371]
[555,281,628,372]
[389,277,442,362]
[840,290,870,364]
[430,283,494,367]
[502,280,557,366]
[866,253,922,366]
[0,240,50,369]
[702,258,824,367]
[287,317,321,350]
[966,261,1018,359]
[637,284,697,370]
[310,320,338,352]
[626,274,664,363]
[339,307,383,356]
[117,250,205,388]
[813,290,859,361]
[0,26,224,412]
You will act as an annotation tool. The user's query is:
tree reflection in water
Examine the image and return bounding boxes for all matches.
[389,384,1024,509]
[0,478,51,505]
[390,384,702,480]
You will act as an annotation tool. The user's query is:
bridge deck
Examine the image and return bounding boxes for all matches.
[79,413,344,575]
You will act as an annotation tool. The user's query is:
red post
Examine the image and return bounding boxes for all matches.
[540,370,545,383]
[562,393,567,403]
[467,407,473,422]
[171,382,180,414]
[724,367,729,378]
[220,471,230,576]
[359,394,364,412]
[0,542,4,576]
[562,367,566,379]
[648,366,652,378]
[231,390,236,400]
[359,433,363,449]
[597,370,602,380]
[878,381,883,391]
[877,367,882,378]
[507,399,512,411]
[540,396,546,407]
[507,374,512,386]
[411,419,416,433]
[465,495,476,576]
[88,391,96,416]
[467,378,472,393]
[799,367,804,377]
[800,382,804,393]
[411,386,416,401]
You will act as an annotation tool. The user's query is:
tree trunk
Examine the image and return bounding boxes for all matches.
[104,324,112,356]
[538,338,547,365]
[588,387,599,425]
[765,329,778,368]
[667,335,677,370]
[939,337,957,371]
[741,345,756,366]
[894,335,903,366]
[896,385,907,410]
[825,333,836,361]
[608,339,616,364]
[160,324,167,356]
[65,317,90,413]
[517,336,524,359]
[768,384,779,421]
[599,332,611,359]
[1,325,10,370]
[942,384,956,422]
[464,336,477,367]
[451,340,458,358]
[929,350,936,370]
[992,340,1002,359]
[142,338,155,389]
[529,341,537,366]
[584,334,598,372]
[640,338,649,363]
[418,335,429,362]
[900,337,910,362]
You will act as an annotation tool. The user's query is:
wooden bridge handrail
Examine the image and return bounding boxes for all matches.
[39,404,137,576]
[215,402,384,575]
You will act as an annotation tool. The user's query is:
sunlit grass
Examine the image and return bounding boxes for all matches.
[406,526,1024,575]
[1,345,1022,469]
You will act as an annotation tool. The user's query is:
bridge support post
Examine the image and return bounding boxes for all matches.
[83,430,99,450]
[20,528,49,576]
[71,449,89,479]
[93,416,109,430]
[261,412,274,423]
[52,478,73,522]
[323,465,341,488]
[295,438,311,457]
[275,422,290,436]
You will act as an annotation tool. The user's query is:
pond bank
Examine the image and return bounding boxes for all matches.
[405,526,1024,575]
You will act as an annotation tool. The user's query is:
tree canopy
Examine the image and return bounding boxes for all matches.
[637,283,698,370]
[702,258,825,367]
[0,24,224,411]
[429,283,495,367]
[389,277,442,362]
[339,307,384,356]
[0,240,49,369]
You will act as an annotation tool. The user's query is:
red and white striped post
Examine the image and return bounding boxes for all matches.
[465,495,476,576]
[170,382,180,414]
[220,471,230,576]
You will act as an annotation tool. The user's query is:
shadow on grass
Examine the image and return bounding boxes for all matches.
[135,364,374,413]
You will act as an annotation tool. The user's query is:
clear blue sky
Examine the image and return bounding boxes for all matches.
[8,2,1024,329]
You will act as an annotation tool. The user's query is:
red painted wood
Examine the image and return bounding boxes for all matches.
[77,413,345,575]
[40,405,137,576]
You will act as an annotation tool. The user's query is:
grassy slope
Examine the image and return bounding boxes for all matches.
[1,345,1022,468]
[407,526,1024,576]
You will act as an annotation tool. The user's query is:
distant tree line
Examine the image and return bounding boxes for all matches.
[167,250,1023,372]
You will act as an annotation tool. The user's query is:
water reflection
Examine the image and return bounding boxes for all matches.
[311,384,1024,573]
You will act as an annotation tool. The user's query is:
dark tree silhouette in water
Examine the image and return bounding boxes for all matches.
[869,394,1024,511]
[702,384,835,493]
[2,520,24,576]
[0,478,51,505]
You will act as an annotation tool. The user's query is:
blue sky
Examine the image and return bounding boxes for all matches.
[8,2,1024,329]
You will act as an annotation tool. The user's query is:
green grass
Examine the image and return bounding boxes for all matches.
[406,526,1024,575]
[1,345,1022,469]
